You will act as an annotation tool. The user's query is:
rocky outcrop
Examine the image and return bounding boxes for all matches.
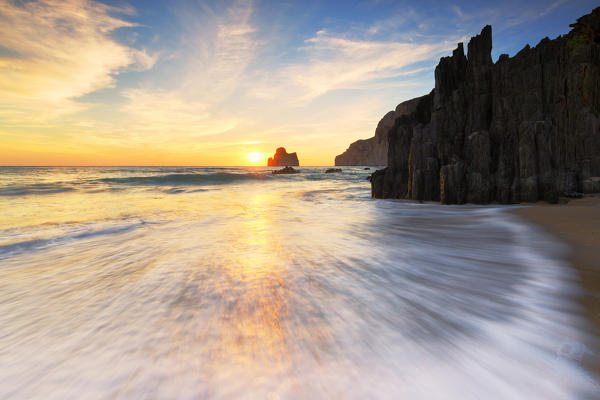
[372,7,600,204]
[334,136,384,166]
[334,111,393,166]
[272,166,300,174]
[268,147,299,166]
[335,97,426,166]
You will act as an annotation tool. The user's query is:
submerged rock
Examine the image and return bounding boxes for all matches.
[370,7,600,204]
[268,147,299,166]
[325,168,342,173]
[272,166,300,174]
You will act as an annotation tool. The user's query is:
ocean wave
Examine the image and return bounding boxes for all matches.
[0,168,374,197]
[0,221,146,257]
[0,183,75,197]
[96,172,267,186]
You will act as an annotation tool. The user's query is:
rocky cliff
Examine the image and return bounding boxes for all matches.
[334,111,393,166]
[334,135,385,166]
[334,97,428,166]
[372,7,600,204]
[268,147,299,166]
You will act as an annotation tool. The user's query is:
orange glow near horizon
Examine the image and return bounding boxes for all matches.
[0,143,339,166]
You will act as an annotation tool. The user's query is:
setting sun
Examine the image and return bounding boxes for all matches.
[247,152,264,163]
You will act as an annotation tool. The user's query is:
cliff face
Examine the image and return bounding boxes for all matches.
[334,135,385,166]
[268,147,299,166]
[334,111,393,166]
[334,97,426,166]
[372,7,600,203]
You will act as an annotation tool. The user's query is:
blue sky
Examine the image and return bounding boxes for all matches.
[0,0,597,165]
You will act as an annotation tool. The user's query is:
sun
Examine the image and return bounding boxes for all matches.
[247,152,265,163]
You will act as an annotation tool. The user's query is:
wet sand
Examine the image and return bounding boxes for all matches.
[512,195,600,373]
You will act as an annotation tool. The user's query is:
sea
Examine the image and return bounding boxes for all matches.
[0,166,598,399]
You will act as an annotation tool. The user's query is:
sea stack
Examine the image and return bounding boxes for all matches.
[267,147,299,166]
[366,7,600,204]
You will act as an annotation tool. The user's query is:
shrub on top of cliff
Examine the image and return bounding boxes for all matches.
[567,35,586,51]
[567,6,600,50]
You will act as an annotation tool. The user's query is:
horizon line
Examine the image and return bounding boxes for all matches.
[0,165,346,168]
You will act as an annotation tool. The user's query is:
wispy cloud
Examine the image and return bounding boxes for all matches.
[114,0,258,135]
[251,30,458,104]
[119,88,238,138]
[366,8,418,36]
[502,0,569,28]
[177,0,259,102]
[540,0,569,17]
[452,5,465,19]
[0,0,157,122]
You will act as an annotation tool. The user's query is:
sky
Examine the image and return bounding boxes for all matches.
[0,0,597,166]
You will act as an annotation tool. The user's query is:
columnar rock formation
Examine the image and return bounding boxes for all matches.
[267,147,299,166]
[371,7,600,204]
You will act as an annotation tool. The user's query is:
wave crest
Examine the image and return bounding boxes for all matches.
[0,183,75,197]
[98,172,267,186]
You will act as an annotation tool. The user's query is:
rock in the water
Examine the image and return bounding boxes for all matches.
[268,147,299,166]
[272,166,300,174]
[325,168,342,173]
[364,167,371,170]
[370,7,600,204]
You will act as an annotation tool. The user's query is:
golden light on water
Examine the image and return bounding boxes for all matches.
[246,152,265,164]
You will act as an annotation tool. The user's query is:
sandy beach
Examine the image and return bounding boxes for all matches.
[512,195,600,373]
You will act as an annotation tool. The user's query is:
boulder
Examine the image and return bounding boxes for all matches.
[272,166,300,174]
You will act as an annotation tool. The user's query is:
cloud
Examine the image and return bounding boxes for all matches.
[176,0,258,102]
[251,30,458,104]
[0,0,157,123]
[110,0,258,139]
[540,0,569,17]
[119,89,238,138]
[502,0,569,28]
[366,8,418,36]
[452,5,465,19]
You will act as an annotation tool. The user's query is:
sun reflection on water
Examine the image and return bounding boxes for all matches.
[213,193,292,372]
